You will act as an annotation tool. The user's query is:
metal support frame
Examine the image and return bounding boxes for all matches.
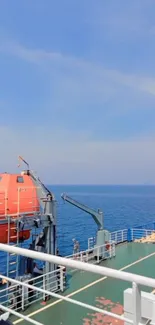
[1,244,155,325]
[1,166,57,286]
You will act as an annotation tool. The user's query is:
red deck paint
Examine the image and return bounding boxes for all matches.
[83,297,124,325]
[41,301,47,305]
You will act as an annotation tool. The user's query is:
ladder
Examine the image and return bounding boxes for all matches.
[7,217,20,279]
[7,187,23,278]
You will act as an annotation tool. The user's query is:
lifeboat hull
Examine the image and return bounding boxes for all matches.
[0,173,40,217]
[0,223,30,243]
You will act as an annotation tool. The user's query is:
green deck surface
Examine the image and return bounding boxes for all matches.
[12,242,155,325]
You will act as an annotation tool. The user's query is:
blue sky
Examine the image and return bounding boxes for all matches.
[0,0,155,184]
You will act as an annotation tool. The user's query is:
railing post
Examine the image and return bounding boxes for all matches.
[113,242,116,257]
[122,230,123,242]
[97,247,99,263]
[132,229,134,241]
[132,282,141,325]
[22,286,25,311]
[60,267,64,292]
[43,275,46,301]
[115,232,117,244]
[109,244,111,259]
[152,302,155,324]
[88,238,90,249]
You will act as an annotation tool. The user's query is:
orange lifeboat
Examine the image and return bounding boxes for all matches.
[0,173,39,217]
[0,172,40,243]
[0,224,30,243]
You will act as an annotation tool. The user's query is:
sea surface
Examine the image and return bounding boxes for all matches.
[52,185,155,256]
[1,185,155,274]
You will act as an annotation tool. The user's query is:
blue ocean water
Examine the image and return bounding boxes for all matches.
[52,185,155,256]
[1,185,155,275]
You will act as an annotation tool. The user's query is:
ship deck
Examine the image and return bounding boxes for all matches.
[11,242,155,325]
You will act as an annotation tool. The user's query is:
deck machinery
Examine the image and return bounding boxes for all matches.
[0,157,57,288]
[61,193,111,258]
[0,156,112,314]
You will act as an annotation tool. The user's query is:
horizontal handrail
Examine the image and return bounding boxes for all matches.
[89,228,155,248]
[0,304,43,325]
[111,228,128,233]
[0,272,132,324]
[66,240,115,259]
[24,268,62,283]
[1,244,155,325]
[1,244,155,288]
[132,228,154,232]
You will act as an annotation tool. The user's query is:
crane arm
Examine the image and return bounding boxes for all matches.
[29,170,55,214]
[61,193,103,230]
[29,170,53,199]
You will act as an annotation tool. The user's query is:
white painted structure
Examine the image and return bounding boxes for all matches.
[0,243,155,325]
[88,228,155,248]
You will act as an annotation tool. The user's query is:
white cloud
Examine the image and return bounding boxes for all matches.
[86,0,155,39]
[0,126,155,184]
[1,41,155,99]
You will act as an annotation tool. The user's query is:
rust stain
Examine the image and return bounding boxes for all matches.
[83,318,91,325]
[83,297,124,325]
[111,304,123,315]
[96,298,112,305]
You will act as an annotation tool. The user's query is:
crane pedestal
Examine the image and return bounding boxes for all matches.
[94,229,110,259]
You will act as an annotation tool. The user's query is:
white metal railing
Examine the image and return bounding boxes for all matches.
[88,236,96,249]
[110,228,128,243]
[131,228,155,241]
[88,229,128,249]
[0,244,155,325]
[67,241,115,265]
[88,228,155,249]
[0,268,66,312]
[0,304,43,325]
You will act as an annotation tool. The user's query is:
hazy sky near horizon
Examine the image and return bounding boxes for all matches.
[0,0,155,184]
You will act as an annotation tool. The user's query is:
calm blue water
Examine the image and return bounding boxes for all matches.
[1,185,155,274]
[52,185,155,255]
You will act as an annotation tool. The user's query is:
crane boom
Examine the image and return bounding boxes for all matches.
[61,193,103,230]
[29,170,54,212]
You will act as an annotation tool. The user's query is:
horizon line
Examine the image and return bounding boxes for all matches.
[47,184,155,186]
